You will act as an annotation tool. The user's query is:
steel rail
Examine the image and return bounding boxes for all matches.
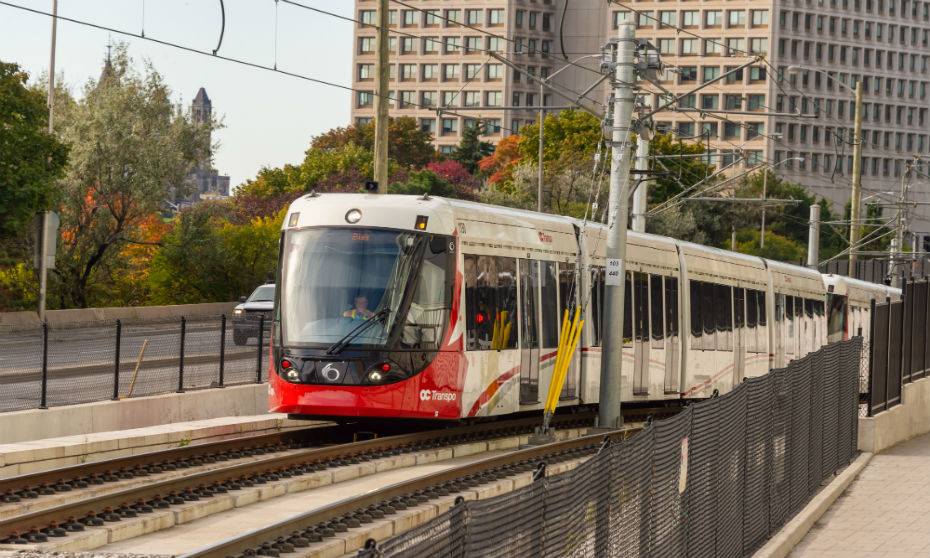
[0,413,594,542]
[181,425,640,558]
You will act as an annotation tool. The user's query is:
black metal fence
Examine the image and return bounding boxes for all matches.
[819,257,930,285]
[867,278,930,415]
[360,338,863,558]
[0,315,270,413]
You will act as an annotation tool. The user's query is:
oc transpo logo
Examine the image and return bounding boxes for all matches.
[419,389,457,402]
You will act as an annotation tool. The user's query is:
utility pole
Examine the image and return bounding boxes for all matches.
[597,21,636,430]
[890,162,911,282]
[760,170,768,249]
[39,0,58,323]
[538,80,545,213]
[848,80,864,273]
[372,0,389,194]
[631,128,649,232]
[807,203,820,268]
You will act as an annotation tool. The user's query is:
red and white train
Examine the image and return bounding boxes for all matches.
[268,194,898,421]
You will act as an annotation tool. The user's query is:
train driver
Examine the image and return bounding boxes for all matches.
[343,295,374,320]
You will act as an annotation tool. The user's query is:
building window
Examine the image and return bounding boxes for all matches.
[444,36,461,54]
[749,67,766,82]
[747,94,765,110]
[423,37,439,54]
[659,39,675,55]
[442,91,458,107]
[701,94,719,109]
[725,94,742,109]
[727,38,745,55]
[681,39,699,55]
[485,119,502,134]
[746,122,764,139]
[751,10,769,26]
[400,64,417,81]
[487,37,504,52]
[464,91,481,106]
[489,9,505,25]
[750,38,767,54]
[359,10,375,26]
[420,118,436,133]
[728,10,746,27]
[703,66,721,82]
[422,64,439,80]
[680,66,697,82]
[613,11,631,28]
[705,39,722,55]
[746,151,763,165]
[359,37,375,54]
[682,11,700,27]
[358,91,373,107]
[357,64,373,80]
[487,64,503,80]
[400,91,415,108]
[725,66,744,83]
[706,10,723,26]
[464,64,482,79]
[421,91,437,107]
[638,11,653,28]
[486,91,502,106]
[466,9,482,25]
[425,10,441,26]
[441,118,458,135]
[466,37,482,54]
[660,10,677,26]
[515,10,524,26]
[445,10,462,25]
[402,10,417,27]
[679,122,696,137]
[443,64,460,81]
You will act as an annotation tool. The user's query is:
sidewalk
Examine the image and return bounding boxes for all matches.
[788,433,930,558]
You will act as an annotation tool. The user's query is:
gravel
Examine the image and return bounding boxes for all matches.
[0,552,175,558]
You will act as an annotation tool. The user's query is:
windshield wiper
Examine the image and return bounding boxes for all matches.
[325,308,391,355]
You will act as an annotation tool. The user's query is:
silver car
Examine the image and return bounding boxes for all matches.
[232,284,274,346]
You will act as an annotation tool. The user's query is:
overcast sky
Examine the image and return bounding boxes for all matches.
[0,0,355,190]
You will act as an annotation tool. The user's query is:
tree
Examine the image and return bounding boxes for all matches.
[311,117,436,168]
[424,160,479,200]
[478,134,522,187]
[389,169,455,197]
[52,45,213,308]
[450,123,494,174]
[0,61,68,239]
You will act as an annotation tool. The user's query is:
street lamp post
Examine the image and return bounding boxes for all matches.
[787,66,862,275]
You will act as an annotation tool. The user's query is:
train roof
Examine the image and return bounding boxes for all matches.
[822,273,901,303]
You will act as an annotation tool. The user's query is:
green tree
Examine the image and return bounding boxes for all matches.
[451,123,494,174]
[311,117,436,168]
[52,45,213,308]
[0,61,69,239]
[389,169,455,197]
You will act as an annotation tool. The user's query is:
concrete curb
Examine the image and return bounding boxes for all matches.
[752,452,873,558]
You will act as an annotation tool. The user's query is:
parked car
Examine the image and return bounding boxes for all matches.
[233,284,274,346]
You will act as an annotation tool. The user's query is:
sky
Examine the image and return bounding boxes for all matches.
[0,0,355,190]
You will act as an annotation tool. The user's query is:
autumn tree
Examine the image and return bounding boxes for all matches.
[311,117,436,168]
[450,122,494,174]
[52,45,213,308]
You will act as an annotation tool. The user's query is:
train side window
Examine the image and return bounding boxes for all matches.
[690,280,702,344]
[805,298,814,318]
[464,254,517,351]
[746,289,758,354]
[650,275,665,349]
[716,284,733,351]
[665,276,679,339]
[589,267,604,346]
[464,255,479,350]
[539,261,559,348]
[703,281,716,351]
[518,260,539,352]
[734,287,745,338]
[634,272,649,343]
[756,290,767,354]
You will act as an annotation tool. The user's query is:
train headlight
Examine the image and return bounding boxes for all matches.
[286,369,299,382]
[345,209,362,224]
[367,370,384,383]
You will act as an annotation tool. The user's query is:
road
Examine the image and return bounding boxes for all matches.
[0,318,270,412]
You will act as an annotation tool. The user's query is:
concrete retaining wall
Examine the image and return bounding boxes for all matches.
[0,301,238,327]
[858,376,930,453]
[0,383,271,445]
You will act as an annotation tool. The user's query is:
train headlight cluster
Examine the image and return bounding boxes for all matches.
[367,370,383,383]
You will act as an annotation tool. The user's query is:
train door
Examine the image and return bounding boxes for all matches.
[518,259,540,404]
[734,287,746,383]
[663,276,681,394]
[775,293,786,368]
[558,263,579,400]
[539,261,561,399]
[649,275,666,397]
[633,272,649,395]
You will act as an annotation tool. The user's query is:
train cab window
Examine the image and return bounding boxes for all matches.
[589,267,605,346]
[540,261,559,348]
[650,275,665,349]
[464,254,518,350]
[827,293,847,344]
[665,276,679,339]
[716,284,733,351]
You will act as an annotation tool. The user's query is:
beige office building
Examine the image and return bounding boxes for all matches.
[351,0,930,236]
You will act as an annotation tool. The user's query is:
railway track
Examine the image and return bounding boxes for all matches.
[181,424,641,558]
[0,413,596,550]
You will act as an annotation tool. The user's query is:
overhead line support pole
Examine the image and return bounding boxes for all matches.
[598,21,636,430]
[848,80,864,274]
[373,0,389,194]
[632,128,649,233]
[39,0,58,323]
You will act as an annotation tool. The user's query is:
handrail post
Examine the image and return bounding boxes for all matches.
[39,322,49,409]
[178,316,186,393]
[256,314,265,383]
[112,319,121,400]
[219,314,226,388]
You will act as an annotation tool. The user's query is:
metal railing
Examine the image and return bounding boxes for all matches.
[0,314,270,413]
[867,278,930,415]
[360,338,864,558]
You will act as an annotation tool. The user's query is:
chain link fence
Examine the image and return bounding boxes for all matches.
[361,338,863,558]
[0,314,270,413]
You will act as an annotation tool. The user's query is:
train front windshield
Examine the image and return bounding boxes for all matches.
[279,227,454,350]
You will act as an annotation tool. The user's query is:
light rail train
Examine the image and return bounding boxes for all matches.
[268,194,898,421]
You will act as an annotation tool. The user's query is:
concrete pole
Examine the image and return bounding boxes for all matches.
[890,164,909,276]
[631,132,649,232]
[537,81,545,213]
[597,21,636,430]
[848,80,864,273]
[39,0,58,322]
[808,203,820,268]
[372,0,389,194]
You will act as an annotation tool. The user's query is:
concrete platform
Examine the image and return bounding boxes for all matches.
[0,411,307,477]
